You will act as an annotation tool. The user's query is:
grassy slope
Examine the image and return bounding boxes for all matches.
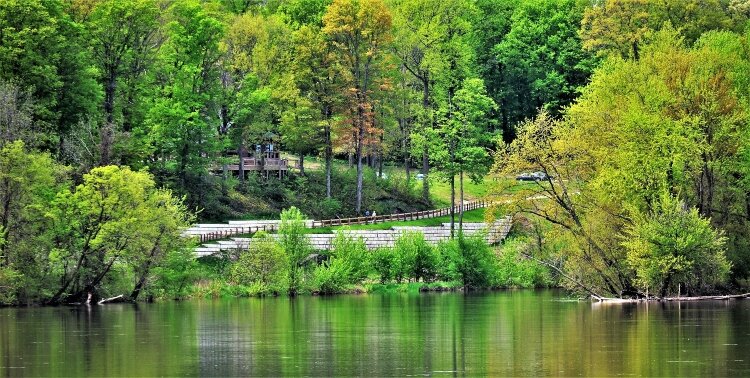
[284,155,536,206]
[224,155,536,226]
[427,178,493,207]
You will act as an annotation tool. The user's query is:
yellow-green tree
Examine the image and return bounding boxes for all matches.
[494,28,750,296]
[0,141,68,303]
[624,194,729,297]
[580,0,748,59]
[47,166,192,304]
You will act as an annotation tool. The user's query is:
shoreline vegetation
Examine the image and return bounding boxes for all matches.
[183,207,553,301]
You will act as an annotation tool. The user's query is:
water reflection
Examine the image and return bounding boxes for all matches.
[1,291,748,376]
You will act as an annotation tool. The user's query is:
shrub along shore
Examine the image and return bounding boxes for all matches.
[175,207,552,300]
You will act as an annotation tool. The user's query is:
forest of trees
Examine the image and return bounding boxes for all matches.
[1,0,750,304]
[0,0,613,220]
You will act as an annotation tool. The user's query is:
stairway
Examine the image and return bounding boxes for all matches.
[195,217,512,258]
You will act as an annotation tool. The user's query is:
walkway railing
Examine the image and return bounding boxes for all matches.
[199,224,278,243]
[312,200,488,227]
[198,200,490,243]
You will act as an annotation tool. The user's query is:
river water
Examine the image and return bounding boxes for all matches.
[1,290,749,376]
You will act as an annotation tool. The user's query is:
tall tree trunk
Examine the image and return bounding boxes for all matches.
[100,68,117,166]
[99,123,113,166]
[378,151,383,178]
[459,170,464,234]
[325,123,332,198]
[355,102,365,214]
[238,144,245,183]
[221,164,228,195]
[700,157,714,218]
[299,153,305,175]
[399,117,410,180]
[450,174,455,239]
[501,98,511,143]
[104,70,116,125]
[405,156,410,181]
[422,148,429,203]
[421,77,431,204]
[356,142,364,214]
[130,235,163,301]
[404,135,411,181]
[122,91,134,133]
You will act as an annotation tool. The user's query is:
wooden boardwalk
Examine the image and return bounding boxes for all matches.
[194,218,512,257]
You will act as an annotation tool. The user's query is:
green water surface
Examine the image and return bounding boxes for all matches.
[1,290,749,376]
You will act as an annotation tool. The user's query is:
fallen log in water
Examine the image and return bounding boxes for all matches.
[97,294,127,305]
[661,293,750,301]
[593,293,750,303]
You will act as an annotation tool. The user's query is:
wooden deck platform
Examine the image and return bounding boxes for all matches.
[225,157,295,171]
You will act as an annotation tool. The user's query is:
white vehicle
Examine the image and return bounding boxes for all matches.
[516,171,550,181]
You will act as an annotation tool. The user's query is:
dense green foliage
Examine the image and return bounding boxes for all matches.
[2,0,750,303]
[623,195,730,297]
[230,232,290,294]
[0,0,616,221]
[0,142,193,304]
[496,26,750,297]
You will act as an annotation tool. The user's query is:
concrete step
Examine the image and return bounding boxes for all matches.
[193,216,513,256]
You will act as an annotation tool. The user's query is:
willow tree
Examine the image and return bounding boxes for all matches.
[47,166,191,304]
[323,0,392,214]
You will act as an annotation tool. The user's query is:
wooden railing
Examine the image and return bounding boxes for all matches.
[313,200,488,227]
[198,200,490,243]
[199,224,278,243]
[224,157,289,171]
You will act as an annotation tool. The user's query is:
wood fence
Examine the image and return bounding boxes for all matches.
[199,224,278,243]
[312,200,488,227]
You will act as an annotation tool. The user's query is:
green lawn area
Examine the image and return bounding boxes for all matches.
[428,177,493,206]
[305,208,487,233]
